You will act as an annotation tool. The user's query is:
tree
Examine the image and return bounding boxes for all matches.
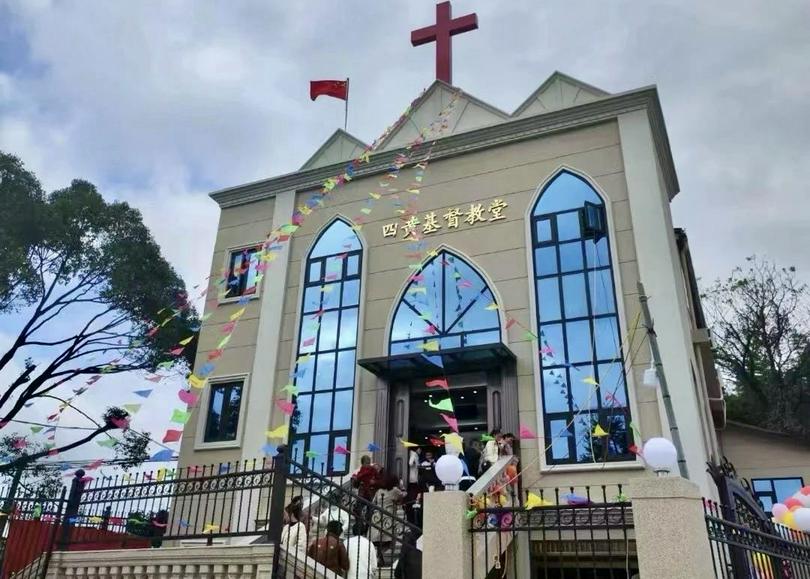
[702,256,810,441]
[0,151,197,474]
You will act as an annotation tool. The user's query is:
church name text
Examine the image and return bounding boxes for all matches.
[382,199,508,239]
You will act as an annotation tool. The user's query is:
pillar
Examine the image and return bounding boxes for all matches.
[422,491,472,579]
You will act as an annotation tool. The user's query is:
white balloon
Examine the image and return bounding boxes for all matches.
[795,493,810,508]
[794,508,810,532]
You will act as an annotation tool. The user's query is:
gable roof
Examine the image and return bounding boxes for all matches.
[376,80,510,152]
[300,129,368,171]
[512,71,609,118]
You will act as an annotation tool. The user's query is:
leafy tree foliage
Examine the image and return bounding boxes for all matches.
[702,257,810,440]
[0,151,197,473]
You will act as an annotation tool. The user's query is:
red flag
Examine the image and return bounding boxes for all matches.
[310,80,348,101]
[426,378,449,390]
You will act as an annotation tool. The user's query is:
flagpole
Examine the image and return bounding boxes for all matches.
[344,77,349,131]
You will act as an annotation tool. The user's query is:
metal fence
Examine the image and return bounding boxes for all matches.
[704,499,810,578]
[469,485,637,579]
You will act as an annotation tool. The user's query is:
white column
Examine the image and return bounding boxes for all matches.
[617,110,712,495]
[241,190,296,461]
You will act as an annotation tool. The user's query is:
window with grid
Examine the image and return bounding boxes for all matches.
[389,250,501,355]
[752,477,804,513]
[204,380,243,443]
[531,170,634,465]
[225,246,261,298]
[289,219,361,475]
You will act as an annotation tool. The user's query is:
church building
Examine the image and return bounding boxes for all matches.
[177,6,728,498]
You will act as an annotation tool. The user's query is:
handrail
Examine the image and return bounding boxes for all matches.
[467,456,516,499]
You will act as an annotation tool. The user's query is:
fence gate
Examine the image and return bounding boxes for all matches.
[705,459,810,578]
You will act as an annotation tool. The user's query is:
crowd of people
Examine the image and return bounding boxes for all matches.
[279,429,517,578]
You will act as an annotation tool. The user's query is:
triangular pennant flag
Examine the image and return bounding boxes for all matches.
[421,354,443,368]
[96,438,117,448]
[440,413,459,433]
[366,442,380,452]
[281,383,299,396]
[426,378,449,390]
[134,389,153,398]
[523,330,538,341]
[145,375,163,383]
[178,390,199,406]
[151,449,174,461]
[334,444,349,455]
[262,443,277,456]
[443,432,464,454]
[481,434,495,442]
[526,492,554,510]
[276,399,295,416]
[505,318,517,330]
[122,404,141,414]
[178,336,194,346]
[229,307,246,321]
[304,450,318,459]
[592,424,609,437]
[582,376,599,386]
[428,436,445,447]
[162,429,183,443]
[188,374,206,389]
[217,335,232,349]
[518,424,536,439]
[400,439,419,448]
[30,426,43,434]
[428,398,454,413]
[265,424,288,439]
[169,347,184,356]
[420,340,440,352]
[484,302,499,311]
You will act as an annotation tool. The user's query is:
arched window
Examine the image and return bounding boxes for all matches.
[530,170,634,465]
[290,219,362,475]
[390,250,500,355]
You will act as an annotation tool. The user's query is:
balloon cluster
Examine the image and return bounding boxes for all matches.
[771,485,810,532]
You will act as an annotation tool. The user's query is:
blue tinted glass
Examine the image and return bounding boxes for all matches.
[562,274,588,318]
[590,269,616,315]
[570,366,597,411]
[752,479,773,492]
[533,171,603,215]
[440,335,461,349]
[308,434,330,474]
[556,212,581,241]
[774,479,803,502]
[391,303,425,341]
[543,369,568,413]
[346,254,359,277]
[573,413,597,462]
[465,330,500,346]
[320,283,341,309]
[559,242,584,273]
[333,390,354,430]
[536,218,553,243]
[332,436,348,472]
[308,261,322,282]
[299,321,317,354]
[303,286,322,313]
[585,237,609,268]
[550,419,570,460]
[537,278,561,322]
[566,320,593,363]
[594,317,619,360]
[342,279,360,307]
[599,362,626,407]
[290,439,306,464]
[318,311,339,350]
[534,246,557,276]
[390,341,413,355]
[314,352,335,391]
[295,359,314,392]
[539,324,564,360]
[335,350,355,389]
[294,395,312,434]
[311,220,361,258]
[760,496,775,513]
[339,308,358,348]
[324,256,343,281]
[311,393,333,432]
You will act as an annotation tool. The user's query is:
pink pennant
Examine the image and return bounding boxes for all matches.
[334,444,349,455]
[162,429,183,443]
[440,413,459,433]
[80,476,94,484]
[519,424,536,440]
[505,318,517,330]
[207,349,224,361]
[146,375,163,383]
[12,438,27,450]
[147,327,160,337]
[426,378,449,390]
[409,274,425,282]
[221,321,237,334]
[540,345,554,356]
[425,324,438,335]
[86,459,103,470]
[169,347,184,356]
[302,337,316,347]
[458,280,473,289]
[178,390,199,406]
[276,399,295,416]
[111,417,130,430]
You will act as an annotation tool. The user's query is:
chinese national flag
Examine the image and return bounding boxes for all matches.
[310,79,348,101]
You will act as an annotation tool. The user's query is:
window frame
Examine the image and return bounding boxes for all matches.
[194,374,249,450]
[530,170,635,467]
[219,243,264,304]
[388,249,502,355]
[289,219,362,476]
[751,476,804,513]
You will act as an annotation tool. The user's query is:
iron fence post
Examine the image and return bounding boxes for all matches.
[59,469,86,549]
[269,445,288,574]
[39,486,67,579]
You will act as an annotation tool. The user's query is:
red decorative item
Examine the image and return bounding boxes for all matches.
[162,429,183,443]
[309,80,348,101]
[411,1,478,85]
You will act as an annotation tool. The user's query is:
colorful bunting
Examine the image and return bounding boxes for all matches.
[525,493,554,510]
[440,413,459,433]
[133,389,153,398]
[265,425,288,439]
[592,424,609,437]
[162,429,183,443]
[426,377,449,390]
[428,398,454,413]
[518,424,536,440]
[276,399,295,415]
[170,409,191,425]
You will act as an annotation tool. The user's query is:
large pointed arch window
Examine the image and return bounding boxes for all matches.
[290,219,361,475]
[390,250,501,355]
[531,170,634,465]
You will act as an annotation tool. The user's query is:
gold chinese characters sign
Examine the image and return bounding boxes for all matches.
[382,199,508,238]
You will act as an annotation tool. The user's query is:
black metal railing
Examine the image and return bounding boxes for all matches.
[704,499,810,578]
[0,488,66,579]
[469,485,636,579]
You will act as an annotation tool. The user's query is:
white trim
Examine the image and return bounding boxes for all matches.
[382,243,510,352]
[217,241,266,305]
[194,373,250,451]
[286,215,367,473]
[523,165,644,475]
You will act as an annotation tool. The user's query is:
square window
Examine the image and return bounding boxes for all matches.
[535,218,553,243]
[346,254,360,277]
[534,246,558,276]
[204,381,243,443]
[559,242,584,273]
[562,274,588,318]
[537,278,561,322]
[565,320,593,363]
[556,211,582,241]
[332,436,349,473]
[308,261,322,283]
[225,248,261,299]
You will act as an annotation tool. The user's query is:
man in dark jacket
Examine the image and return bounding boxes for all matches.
[307,520,350,577]
[394,531,422,578]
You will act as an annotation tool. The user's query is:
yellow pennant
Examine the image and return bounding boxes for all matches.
[266,424,289,440]
[420,341,440,352]
[525,492,554,510]
[188,374,206,389]
[582,376,599,386]
[229,307,246,321]
[178,336,194,346]
[484,302,499,311]
[400,439,419,448]
[592,424,609,437]
[203,523,220,534]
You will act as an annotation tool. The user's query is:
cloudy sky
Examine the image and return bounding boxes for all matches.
[1,0,808,471]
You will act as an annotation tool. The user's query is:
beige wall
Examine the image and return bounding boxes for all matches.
[720,422,810,484]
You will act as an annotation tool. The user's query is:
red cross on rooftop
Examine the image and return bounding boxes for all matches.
[411,1,478,85]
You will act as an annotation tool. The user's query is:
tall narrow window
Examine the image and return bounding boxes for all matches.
[531,170,633,465]
[389,250,501,355]
[290,219,362,475]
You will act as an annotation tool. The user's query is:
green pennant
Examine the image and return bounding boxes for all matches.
[428,398,454,413]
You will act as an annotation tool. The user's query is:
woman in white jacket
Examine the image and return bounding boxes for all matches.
[280,502,309,565]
